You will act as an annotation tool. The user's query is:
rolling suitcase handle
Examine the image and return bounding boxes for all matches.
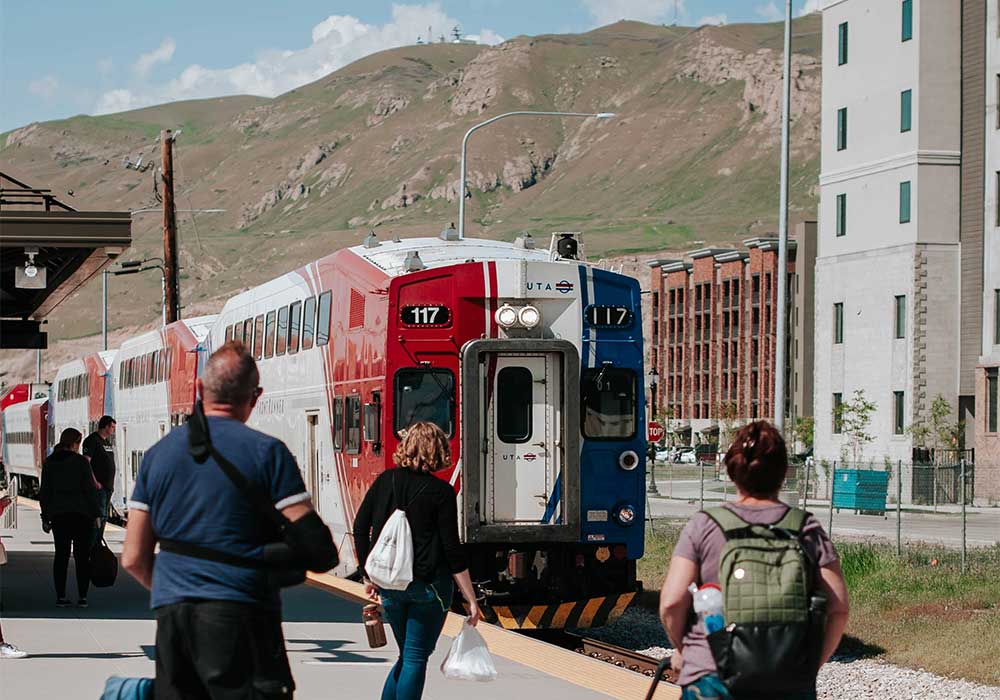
[643,656,673,700]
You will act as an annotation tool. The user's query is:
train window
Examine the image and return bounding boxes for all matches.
[242,318,253,346]
[158,350,166,383]
[316,291,332,346]
[253,315,265,360]
[276,306,289,356]
[580,367,637,440]
[288,301,301,354]
[147,353,155,385]
[301,296,316,350]
[166,348,172,380]
[497,367,533,443]
[333,397,344,449]
[394,369,455,437]
[225,325,233,342]
[346,395,361,454]
[364,392,382,452]
[264,311,276,359]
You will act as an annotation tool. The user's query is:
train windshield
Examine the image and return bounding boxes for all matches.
[394,368,455,437]
[581,367,637,439]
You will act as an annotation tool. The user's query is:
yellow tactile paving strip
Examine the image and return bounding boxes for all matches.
[307,572,681,700]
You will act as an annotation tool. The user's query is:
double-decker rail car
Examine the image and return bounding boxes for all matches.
[2,396,49,495]
[111,316,214,512]
[0,384,48,470]
[49,351,117,449]
[207,232,645,628]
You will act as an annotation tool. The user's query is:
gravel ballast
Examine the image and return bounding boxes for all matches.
[575,608,1000,699]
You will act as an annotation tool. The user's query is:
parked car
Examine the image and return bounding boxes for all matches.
[677,448,696,464]
[655,448,673,463]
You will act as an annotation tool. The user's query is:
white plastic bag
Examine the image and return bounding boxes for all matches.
[441,620,498,682]
[365,509,414,590]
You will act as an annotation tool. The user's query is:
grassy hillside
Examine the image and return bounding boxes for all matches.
[0,17,821,373]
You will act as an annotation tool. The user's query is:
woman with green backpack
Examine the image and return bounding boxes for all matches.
[659,421,850,700]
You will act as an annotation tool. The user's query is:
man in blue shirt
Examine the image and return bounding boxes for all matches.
[123,342,333,700]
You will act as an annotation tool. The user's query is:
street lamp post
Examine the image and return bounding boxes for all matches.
[774,0,793,433]
[458,111,615,239]
[113,258,167,328]
[647,368,660,496]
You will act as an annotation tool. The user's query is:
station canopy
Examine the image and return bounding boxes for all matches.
[0,171,132,348]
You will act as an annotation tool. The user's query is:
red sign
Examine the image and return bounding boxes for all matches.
[648,421,665,442]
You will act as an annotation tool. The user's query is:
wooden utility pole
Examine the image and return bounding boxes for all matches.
[161,129,180,323]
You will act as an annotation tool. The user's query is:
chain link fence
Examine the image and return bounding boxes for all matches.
[646,457,997,575]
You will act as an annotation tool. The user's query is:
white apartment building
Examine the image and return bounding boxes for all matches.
[976,2,1000,502]
[815,1,970,500]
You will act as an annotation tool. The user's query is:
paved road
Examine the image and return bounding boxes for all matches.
[0,505,610,700]
[647,479,1000,548]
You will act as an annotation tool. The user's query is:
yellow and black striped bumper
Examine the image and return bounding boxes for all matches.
[476,592,636,630]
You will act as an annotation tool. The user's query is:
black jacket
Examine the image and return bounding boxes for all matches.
[354,468,467,583]
[39,448,100,520]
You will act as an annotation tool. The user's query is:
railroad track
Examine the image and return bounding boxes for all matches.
[527,630,677,684]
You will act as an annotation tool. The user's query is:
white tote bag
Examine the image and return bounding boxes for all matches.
[365,508,414,590]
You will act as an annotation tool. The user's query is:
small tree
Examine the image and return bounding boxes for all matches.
[793,416,814,454]
[929,394,965,453]
[716,401,740,454]
[835,389,877,466]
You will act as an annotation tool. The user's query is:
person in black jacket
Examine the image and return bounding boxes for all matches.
[39,428,100,608]
[355,421,481,700]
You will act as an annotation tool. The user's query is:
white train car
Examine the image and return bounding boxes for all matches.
[49,351,117,448]
[111,316,214,512]
[2,396,49,495]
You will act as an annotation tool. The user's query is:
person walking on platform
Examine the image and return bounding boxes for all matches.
[83,415,117,543]
[354,421,481,700]
[659,421,850,700]
[122,341,338,700]
[39,428,100,608]
[0,493,28,658]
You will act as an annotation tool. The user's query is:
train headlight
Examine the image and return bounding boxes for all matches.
[495,304,518,328]
[618,450,639,471]
[518,305,541,328]
[615,504,637,526]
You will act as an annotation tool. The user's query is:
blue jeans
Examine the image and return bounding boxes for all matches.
[682,674,818,700]
[379,574,453,700]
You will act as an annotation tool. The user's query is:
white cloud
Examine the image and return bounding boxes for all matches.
[133,37,176,78]
[96,4,502,115]
[756,2,784,21]
[697,14,727,26]
[465,29,505,46]
[582,0,682,27]
[799,0,822,16]
[28,75,59,99]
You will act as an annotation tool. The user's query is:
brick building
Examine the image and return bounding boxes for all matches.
[648,222,816,447]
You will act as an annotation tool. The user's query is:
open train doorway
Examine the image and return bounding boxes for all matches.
[461,339,580,543]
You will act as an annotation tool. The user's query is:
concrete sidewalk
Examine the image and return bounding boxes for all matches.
[0,505,611,700]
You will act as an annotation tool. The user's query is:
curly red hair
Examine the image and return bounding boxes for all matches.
[393,421,451,473]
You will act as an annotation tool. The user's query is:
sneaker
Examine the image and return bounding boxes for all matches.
[0,643,27,659]
[56,598,71,608]
[76,598,88,608]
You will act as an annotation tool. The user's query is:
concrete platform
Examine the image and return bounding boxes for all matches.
[0,505,642,700]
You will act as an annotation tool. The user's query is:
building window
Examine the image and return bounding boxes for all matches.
[988,368,998,433]
[902,0,913,42]
[900,89,912,132]
[837,107,848,151]
[995,289,1000,345]
[833,393,843,434]
[893,391,905,435]
[838,21,848,65]
[899,181,911,223]
[894,295,906,339]
[833,302,844,344]
[836,193,847,237]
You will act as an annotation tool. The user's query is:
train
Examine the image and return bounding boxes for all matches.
[0,231,646,629]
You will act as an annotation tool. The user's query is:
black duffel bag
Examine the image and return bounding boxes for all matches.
[91,538,119,588]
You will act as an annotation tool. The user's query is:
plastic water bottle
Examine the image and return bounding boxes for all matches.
[689,582,725,634]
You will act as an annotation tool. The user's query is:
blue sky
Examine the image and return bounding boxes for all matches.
[0,0,820,133]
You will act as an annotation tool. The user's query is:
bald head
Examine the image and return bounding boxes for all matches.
[200,341,260,409]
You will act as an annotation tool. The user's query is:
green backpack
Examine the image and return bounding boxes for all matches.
[702,506,826,694]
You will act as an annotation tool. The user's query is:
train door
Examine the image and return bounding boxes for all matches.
[305,412,320,501]
[461,339,581,543]
[485,355,561,524]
